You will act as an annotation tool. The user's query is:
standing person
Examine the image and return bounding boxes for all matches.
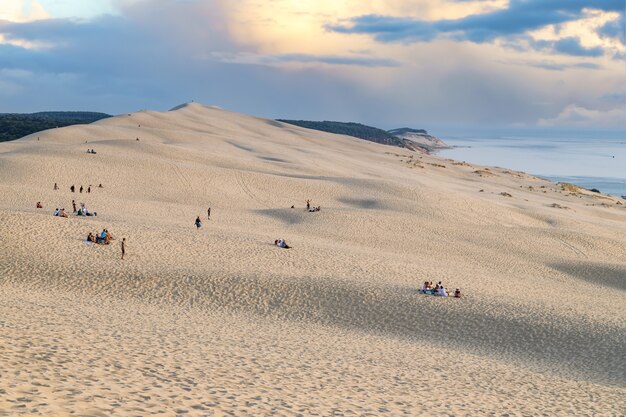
[306,199,311,210]
[70,185,75,193]
[121,238,126,260]
[195,216,202,229]
[207,207,211,220]
[79,186,83,193]
[72,200,77,213]
[54,183,58,190]
[87,185,91,193]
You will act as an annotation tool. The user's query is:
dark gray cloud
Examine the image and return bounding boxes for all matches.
[327,0,623,56]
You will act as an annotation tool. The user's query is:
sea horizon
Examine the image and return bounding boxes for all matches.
[438,133,626,197]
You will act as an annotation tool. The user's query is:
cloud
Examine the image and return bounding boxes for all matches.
[327,0,623,56]
[0,0,49,23]
[0,0,622,133]
[210,52,400,67]
[501,59,601,71]
[598,14,625,43]
[538,104,625,128]
[550,37,604,57]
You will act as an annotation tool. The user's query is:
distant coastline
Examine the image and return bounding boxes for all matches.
[439,135,626,197]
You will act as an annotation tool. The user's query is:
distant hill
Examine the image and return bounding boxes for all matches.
[277,120,447,153]
[388,127,450,152]
[0,111,111,142]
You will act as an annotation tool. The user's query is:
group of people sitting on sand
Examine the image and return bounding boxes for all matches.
[86,149,97,154]
[87,229,114,245]
[274,239,290,249]
[74,201,97,216]
[53,208,69,218]
[420,281,461,298]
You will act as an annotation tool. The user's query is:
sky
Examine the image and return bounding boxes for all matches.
[0,0,624,132]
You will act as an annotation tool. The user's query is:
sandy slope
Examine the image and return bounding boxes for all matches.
[0,103,625,416]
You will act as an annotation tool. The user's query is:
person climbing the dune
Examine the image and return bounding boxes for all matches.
[195,216,202,229]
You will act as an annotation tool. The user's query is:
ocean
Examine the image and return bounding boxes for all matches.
[438,134,626,197]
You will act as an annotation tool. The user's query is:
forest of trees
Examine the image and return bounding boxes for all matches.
[0,112,111,142]
[277,120,406,147]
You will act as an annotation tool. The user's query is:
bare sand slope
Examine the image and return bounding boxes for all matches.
[0,103,625,416]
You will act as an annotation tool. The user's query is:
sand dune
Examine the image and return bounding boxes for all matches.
[1,103,625,416]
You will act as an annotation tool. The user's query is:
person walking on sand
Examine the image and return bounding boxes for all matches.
[207,207,211,220]
[87,185,91,193]
[54,182,58,190]
[121,238,126,260]
[72,200,77,213]
[195,216,202,229]
[79,185,83,193]
[70,185,75,193]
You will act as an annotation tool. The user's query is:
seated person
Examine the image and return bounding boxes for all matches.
[36,202,43,208]
[420,281,429,293]
[60,209,69,218]
[437,286,448,297]
[454,289,461,298]
[53,208,60,216]
[275,239,290,249]
[104,229,113,244]
[87,232,96,242]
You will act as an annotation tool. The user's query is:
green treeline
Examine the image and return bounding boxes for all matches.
[0,112,111,142]
[277,120,405,147]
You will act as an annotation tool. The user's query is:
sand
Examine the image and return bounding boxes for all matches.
[0,103,624,416]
